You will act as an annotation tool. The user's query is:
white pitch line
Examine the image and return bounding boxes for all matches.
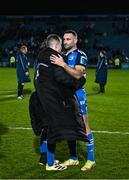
[9,127,32,130]
[8,127,129,135]
[0,90,16,92]
[92,130,129,135]
[1,94,16,97]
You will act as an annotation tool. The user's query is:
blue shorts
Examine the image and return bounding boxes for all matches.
[75,88,87,116]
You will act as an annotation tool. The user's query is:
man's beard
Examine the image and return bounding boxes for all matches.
[64,45,72,52]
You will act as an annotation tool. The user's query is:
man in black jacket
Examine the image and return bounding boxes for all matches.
[30,34,88,171]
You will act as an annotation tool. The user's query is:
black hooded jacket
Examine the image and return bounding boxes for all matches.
[30,47,88,143]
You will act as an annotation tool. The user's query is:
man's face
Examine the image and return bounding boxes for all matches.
[22,48,27,54]
[100,51,104,58]
[63,33,77,51]
[58,43,62,53]
[24,48,28,54]
[56,39,62,53]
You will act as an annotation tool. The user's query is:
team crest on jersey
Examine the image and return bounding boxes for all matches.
[69,52,77,60]
[69,55,74,60]
[77,49,88,66]
[80,55,87,65]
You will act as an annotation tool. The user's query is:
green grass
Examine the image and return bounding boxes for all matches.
[0,67,129,179]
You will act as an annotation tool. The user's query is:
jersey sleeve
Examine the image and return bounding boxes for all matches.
[75,50,88,68]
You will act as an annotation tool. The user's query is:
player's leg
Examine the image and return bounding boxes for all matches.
[75,89,96,171]
[39,128,48,165]
[46,143,67,171]
[60,140,79,166]
[81,115,96,171]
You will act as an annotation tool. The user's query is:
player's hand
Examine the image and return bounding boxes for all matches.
[50,54,66,67]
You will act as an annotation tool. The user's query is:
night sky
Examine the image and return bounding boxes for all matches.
[0,0,129,16]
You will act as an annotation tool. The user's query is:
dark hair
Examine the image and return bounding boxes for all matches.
[46,34,61,47]
[64,30,78,39]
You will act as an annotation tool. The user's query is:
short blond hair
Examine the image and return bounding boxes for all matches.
[46,34,61,47]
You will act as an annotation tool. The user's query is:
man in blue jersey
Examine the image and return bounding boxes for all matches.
[50,30,96,171]
[16,45,31,99]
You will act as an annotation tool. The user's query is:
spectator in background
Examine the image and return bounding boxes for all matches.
[16,45,31,100]
[95,49,108,93]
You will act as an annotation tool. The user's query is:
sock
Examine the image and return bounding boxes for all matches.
[40,141,47,164]
[86,132,95,161]
[40,128,48,164]
[47,143,56,166]
[68,141,78,160]
[40,140,47,153]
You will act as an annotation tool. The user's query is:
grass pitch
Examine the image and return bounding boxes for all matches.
[0,67,129,179]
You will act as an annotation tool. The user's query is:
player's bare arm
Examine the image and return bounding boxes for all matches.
[50,54,85,79]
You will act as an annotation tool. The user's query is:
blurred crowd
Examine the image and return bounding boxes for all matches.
[0,16,129,68]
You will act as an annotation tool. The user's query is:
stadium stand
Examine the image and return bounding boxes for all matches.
[0,15,129,69]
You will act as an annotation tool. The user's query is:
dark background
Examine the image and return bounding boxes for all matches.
[0,0,129,15]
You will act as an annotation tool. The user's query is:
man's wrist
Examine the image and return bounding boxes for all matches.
[62,62,67,68]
